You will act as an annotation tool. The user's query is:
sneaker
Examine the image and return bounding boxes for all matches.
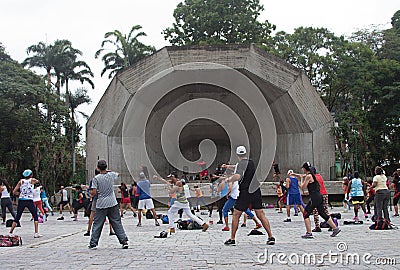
[137,223,142,227]
[330,228,341,237]
[84,232,90,236]
[1,222,5,225]
[222,226,230,231]
[73,218,78,221]
[294,212,299,216]
[88,244,97,250]
[267,237,275,245]
[133,213,137,217]
[224,239,236,246]
[121,242,128,249]
[301,232,313,239]
[312,227,322,232]
[241,223,246,227]
[394,214,399,217]
[283,218,291,222]
[217,220,223,224]
[34,233,43,238]
[364,214,368,219]
[202,223,209,232]
[155,222,160,226]
[254,224,262,229]
[57,216,64,220]
[353,216,359,221]
[109,231,116,236]
[169,228,176,234]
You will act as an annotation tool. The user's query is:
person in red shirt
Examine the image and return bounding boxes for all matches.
[311,167,333,232]
[365,179,376,215]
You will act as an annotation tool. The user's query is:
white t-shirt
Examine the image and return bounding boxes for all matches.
[183,184,191,198]
[229,163,240,199]
[32,186,41,202]
[230,182,240,199]
[62,189,69,201]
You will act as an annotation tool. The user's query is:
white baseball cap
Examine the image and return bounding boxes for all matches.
[287,170,294,175]
[236,146,247,155]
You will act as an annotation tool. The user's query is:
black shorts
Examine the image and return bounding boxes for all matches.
[351,196,365,204]
[58,201,69,207]
[234,189,263,212]
[393,192,400,205]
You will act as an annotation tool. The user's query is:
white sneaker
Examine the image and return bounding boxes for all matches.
[34,233,43,238]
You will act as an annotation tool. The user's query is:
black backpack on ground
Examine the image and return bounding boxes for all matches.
[145,209,153,219]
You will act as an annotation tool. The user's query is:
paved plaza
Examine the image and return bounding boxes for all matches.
[0,206,399,269]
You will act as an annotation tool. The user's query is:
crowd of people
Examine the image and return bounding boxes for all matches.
[1,149,400,249]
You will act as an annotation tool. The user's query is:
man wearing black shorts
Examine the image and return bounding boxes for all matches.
[222,146,275,246]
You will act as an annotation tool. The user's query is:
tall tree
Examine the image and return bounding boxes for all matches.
[95,25,155,78]
[163,0,275,46]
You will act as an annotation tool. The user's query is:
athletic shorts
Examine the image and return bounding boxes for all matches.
[234,189,263,211]
[200,170,208,177]
[59,201,69,207]
[393,192,400,205]
[287,193,302,206]
[351,196,365,204]
[121,197,131,204]
[138,198,154,210]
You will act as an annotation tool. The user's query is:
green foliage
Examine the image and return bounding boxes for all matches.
[0,41,90,193]
[264,10,400,176]
[163,0,275,45]
[95,25,156,78]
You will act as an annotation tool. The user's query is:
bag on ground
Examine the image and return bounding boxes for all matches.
[0,235,22,247]
[145,209,154,219]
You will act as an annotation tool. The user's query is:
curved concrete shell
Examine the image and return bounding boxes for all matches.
[86,44,334,183]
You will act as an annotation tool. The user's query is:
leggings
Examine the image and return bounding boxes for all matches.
[313,194,330,228]
[1,197,16,222]
[15,199,38,222]
[34,200,45,215]
[218,196,228,221]
[42,197,53,212]
[366,194,375,212]
[303,193,330,221]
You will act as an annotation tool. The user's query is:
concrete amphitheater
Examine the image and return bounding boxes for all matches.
[86,44,339,199]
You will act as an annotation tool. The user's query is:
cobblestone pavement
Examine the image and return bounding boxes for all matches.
[1,206,399,269]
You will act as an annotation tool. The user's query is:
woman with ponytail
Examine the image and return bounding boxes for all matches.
[300,162,340,239]
[0,179,17,224]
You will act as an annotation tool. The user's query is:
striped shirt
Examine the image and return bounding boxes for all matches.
[92,172,118,209]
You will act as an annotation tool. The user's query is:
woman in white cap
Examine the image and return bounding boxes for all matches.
[9,169,42,238]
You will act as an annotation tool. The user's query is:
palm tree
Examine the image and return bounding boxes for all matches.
[95,25,156,78]
[66,88,91,181]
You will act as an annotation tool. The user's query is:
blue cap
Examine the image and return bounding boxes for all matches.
[22,169,32,177]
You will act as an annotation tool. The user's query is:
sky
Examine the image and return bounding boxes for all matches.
[1,0,399,139]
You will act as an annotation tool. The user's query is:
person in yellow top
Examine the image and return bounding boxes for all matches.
[193,185,210,212]
[371,166,390,221]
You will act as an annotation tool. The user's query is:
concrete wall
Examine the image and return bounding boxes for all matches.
[86,44,335,183]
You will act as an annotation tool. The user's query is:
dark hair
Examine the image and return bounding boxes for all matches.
[354,171,359,178]
[375,166,383,175]
[94,169,100,175]
[302,162,312,172]
[311,167,317,174]
[97,160,107,171]
[1,179,11,193]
